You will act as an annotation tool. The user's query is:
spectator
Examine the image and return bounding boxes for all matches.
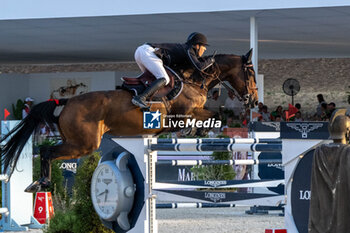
[295,103,301,111]
[282,110,288,121]
[294,111,304,122]
[275,115,282,122]
[224,91,244,118]
[315,94,327,118]
[221,116,234,131]
[205,90,222,115]
[327,102,336,119]
[242,108,251,126]
[270,106,283,121]
[22,97,34,119]
[319,102,328,121]
[261,105,271,122]
[257,102,264,114]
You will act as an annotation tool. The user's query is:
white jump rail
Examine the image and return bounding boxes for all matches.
[1,120,42,231]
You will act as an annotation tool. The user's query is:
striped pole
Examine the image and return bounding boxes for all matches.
[157,138,281,144]
[156,203,236,209]
[150,143,282,152]
[156,159,282,166]
[153,179,284,189]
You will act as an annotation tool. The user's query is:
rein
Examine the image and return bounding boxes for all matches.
[177,56,255,103]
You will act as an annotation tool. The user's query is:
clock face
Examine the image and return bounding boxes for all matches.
[91,163,119,220]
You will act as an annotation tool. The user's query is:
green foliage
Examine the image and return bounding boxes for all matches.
[191,135,235,181]
[158,133,171,138]
[44,152,113,233]
[71,152,113,233]
[11,99,24,120]
[43,209,77,233]
[33,157,64,196]
[191,151,236,181]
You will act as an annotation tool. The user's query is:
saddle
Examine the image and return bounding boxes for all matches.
[121,66,183,101]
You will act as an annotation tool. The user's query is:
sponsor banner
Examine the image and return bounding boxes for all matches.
[59,159,78,195]
[156,165,194,182]
[280,122,329,139]
[291,149,314,233]
[59,159,78,174]
[249,122,281,132]
[157,190,279,202]
[258,152,284,195]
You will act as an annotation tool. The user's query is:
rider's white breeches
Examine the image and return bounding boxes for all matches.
[134,44,170,85]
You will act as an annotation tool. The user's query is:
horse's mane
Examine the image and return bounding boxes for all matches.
[205,54,242,67]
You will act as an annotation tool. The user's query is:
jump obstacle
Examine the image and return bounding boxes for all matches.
[93,121,330,233]
[0,121,42,231]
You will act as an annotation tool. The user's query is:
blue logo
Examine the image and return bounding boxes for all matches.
[143,110,161,129]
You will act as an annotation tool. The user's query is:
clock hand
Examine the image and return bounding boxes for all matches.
[97,190,107,196]
[104,189,109,202]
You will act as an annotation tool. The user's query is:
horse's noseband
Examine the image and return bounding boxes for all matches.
[243,94,250,103]
[242,62,258,107]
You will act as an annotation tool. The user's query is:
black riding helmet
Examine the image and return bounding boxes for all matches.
[186,32,209,46]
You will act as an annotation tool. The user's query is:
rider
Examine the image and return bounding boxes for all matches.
[132,32,215,108]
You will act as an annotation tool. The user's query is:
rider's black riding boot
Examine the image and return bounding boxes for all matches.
[24,149,52,193]
[132,78,167,108]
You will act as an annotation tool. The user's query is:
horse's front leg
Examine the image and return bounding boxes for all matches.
[25,146,54,193]
[24,141,99,193]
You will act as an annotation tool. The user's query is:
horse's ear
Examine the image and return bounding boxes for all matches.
[245,48,253,63]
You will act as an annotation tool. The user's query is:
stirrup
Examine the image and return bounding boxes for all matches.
[132,96,148,108]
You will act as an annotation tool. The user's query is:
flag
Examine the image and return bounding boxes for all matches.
[4,108,10,120]
[242,119,247,126]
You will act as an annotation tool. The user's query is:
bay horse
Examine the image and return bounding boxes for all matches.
[0,49,258,192]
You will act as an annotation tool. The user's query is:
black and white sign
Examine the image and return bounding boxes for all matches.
[291,149,314,233]
[281,122,329,139]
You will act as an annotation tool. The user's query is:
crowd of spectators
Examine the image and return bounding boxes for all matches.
[205,91,338,129]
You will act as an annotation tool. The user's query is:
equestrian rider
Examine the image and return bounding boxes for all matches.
[132,32,215,108]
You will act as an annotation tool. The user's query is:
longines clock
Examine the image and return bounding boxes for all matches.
[91,152,135,230]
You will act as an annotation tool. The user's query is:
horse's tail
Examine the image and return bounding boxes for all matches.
[0,99,68,178]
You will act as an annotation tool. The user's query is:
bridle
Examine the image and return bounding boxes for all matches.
[180,55,257,107]
[242,61,257,107]
[203,57,255,105]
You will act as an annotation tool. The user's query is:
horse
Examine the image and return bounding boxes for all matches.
[0,49,258,192]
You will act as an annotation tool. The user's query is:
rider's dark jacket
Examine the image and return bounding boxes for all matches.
[147,43,214,71]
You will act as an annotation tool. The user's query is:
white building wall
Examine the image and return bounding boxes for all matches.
[0,74,29,119]
[27,71,116,102]
[0,70,141,121]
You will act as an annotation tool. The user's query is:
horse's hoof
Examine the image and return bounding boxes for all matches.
[24,181,41,193]
[24,177,51,193]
